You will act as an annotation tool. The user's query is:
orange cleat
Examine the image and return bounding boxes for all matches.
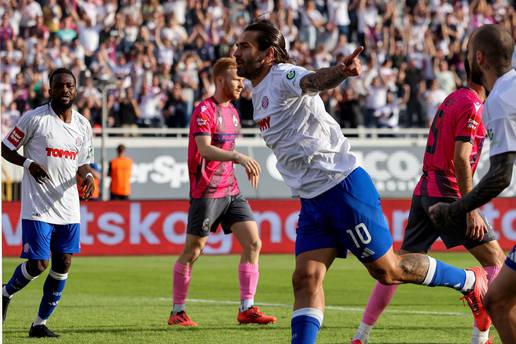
[461,267,491,331]
[168,311,198,327]
[237,306,277,324]
[351,339,366,344]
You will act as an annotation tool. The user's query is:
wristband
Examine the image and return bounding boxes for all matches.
[85,172,94,180]
[23,159,33,169]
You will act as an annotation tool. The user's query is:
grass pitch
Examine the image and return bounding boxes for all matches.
[2,253,500,343]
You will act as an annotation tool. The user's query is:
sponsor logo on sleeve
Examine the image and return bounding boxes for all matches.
[467,118,479,129]
[196,115,209,127]
[7,127,25,147]
[286,70,296,80]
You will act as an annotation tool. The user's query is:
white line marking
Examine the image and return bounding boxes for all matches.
[158,298,466,317]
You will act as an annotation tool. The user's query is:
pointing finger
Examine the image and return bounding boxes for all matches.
[346,46,364,65]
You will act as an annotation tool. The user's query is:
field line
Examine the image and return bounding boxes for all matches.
[158,298,465,317]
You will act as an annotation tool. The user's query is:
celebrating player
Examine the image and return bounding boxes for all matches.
[352,57,506,344]
[2,68,95,337]
[168,57,276,327]
[430,24,516,344]
[234,20,492,344]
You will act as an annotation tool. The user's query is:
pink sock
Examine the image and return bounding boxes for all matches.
[484,265,500,285]
[173,262,192,305]
[362,282,398,326]
[239,263,259,301]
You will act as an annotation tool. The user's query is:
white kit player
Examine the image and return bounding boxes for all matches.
[234,20,492,344]
[431,25,516,344]
[2,68,95,338]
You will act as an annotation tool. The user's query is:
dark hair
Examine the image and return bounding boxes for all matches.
[244,20,290,64]
[117,144,126,153]
[48,68,77,86]
[470,24,514,76]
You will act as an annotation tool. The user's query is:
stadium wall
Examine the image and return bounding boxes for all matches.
[3,199,515,256]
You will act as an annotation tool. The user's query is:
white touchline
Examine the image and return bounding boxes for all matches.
[158,298,466,317]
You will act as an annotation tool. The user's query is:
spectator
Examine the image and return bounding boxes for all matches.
[424,79,448,127]
[108,144,133,200]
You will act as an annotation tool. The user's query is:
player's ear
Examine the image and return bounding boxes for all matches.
[265,47,275,64]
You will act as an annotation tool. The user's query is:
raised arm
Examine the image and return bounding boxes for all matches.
[299,46,364,94]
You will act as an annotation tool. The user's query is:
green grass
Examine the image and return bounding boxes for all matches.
[2,253,499,343]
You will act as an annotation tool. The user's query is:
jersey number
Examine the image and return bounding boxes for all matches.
[426,109,444,154]
[346,223,372,248]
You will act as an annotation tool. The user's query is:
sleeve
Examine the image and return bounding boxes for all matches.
[190,102,214,137]
[78,121,94,166]
[454,102,483,143]
[2,112,35,150]
[486,116,516,157]
[279,65,315,98]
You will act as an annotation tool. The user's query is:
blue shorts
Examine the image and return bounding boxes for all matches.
[296,167,393,263]
[506,245,516,271]
[21,220,81,260]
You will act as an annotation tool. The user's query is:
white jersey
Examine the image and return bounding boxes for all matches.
[252,63,359,198]
[3,103,93,224]
[483,69,516,158]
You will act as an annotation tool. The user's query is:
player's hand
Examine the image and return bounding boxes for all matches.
[247,170,260,189]
[466,210,488,241]
[234,152,261,177]
[428,202,452,228]
[28,162,51,184]
[339,46,364,78]
[80,174,95,200]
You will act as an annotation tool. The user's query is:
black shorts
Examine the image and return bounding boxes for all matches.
[401,195,496,252]
[187,194,255,237]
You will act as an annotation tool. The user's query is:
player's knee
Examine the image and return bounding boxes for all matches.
[245,238,262,254]
[181,246,203,264]
[52,254,73,273]
[292,269,322,294]
[27,259,49,275]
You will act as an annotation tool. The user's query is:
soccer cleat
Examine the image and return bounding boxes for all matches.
[168,311,198,326]
[237,306,277,324]
[351,339,367,344]
[28,324,59,337]
[461,267,491,331]
[2,285,10,323]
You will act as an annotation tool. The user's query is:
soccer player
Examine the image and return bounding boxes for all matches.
[168,57,276,326]
[351,59,506,344]
[1,68,95,337]
[234,20,491,344]
[430,24,516,344]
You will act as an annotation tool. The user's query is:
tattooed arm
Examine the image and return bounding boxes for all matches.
[299,46,364,94]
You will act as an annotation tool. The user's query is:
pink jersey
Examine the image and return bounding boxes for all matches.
[188,97,241,198]
[414,88,485,198]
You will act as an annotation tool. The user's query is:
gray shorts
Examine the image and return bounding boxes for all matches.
[401,195,497,252]
[187,194,255,237]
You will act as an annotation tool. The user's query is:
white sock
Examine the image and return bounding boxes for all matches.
[462,270,476,293]
[471,326,489,344]
[240,299,254,311]
[2,286,12,298]
[172,304,185,314]
[353,321,373,340]
[33,316,47,326]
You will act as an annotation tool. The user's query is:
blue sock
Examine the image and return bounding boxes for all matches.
[4,263,38,297]
[37,270,68,321]
[291,308,323,344]
[423,257,473,292]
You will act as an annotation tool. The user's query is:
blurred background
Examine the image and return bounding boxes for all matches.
[2,0,515,256]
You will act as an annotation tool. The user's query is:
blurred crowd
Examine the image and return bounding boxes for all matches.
[1,0,516,136]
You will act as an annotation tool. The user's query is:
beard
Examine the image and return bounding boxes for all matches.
[470,59,484,86]
[236,57,265,80]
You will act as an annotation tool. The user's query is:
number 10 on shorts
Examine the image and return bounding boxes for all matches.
[346,223,372,248]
